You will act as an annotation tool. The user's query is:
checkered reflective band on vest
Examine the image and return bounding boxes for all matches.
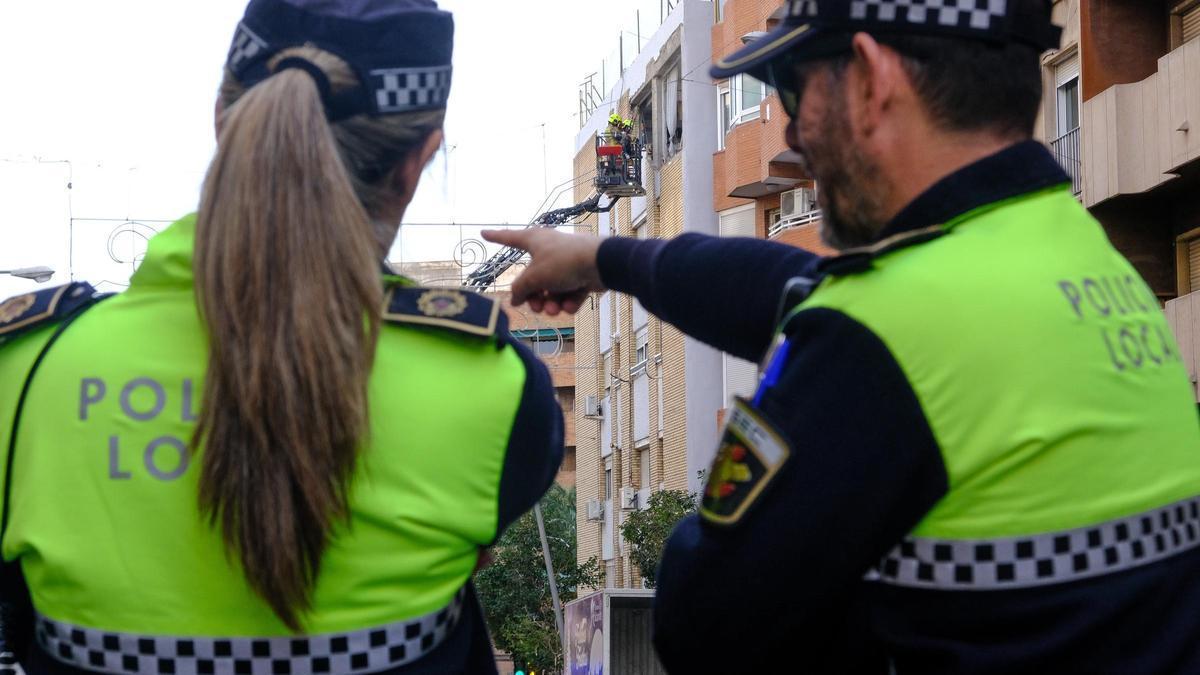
[35,588,466,674]
[866,496,1200,590]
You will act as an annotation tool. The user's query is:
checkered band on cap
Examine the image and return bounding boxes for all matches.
[866,496,1200,590]
[369,66,454,114]
[228,23,268,73]
[788,0,819,17]
[849,0,1008,31]
[36,588,466,675]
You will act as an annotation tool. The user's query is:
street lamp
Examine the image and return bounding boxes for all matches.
[0,267,56,283]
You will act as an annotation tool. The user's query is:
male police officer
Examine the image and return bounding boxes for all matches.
[485,0,1200,672]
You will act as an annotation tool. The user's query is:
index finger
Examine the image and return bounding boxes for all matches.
[481,229,531,251]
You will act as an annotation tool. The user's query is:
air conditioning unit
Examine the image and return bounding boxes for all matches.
[584,395,603,418]
[586,499,605,521]
[780,187,818,220]
[620,487,638,510]
[638,488,652,511]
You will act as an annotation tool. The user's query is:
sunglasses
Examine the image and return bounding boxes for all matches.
[765,49,852,118]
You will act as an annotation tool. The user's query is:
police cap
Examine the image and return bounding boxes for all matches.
[226,0,454,120]
[712,0,1061,81]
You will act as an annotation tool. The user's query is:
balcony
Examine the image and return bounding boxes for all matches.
[768,210,821,239]
[1081,38,1200,207]
[1165,290,1200,402]
[767,211,834,255]
[1051,127,1083,197]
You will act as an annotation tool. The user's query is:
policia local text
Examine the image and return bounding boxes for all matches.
[1058,275,1179,372]
[80,377,198,481]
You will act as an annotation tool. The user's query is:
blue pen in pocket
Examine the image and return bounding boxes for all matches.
[752,336,792,407]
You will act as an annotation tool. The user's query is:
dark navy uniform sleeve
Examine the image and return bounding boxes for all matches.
[597,233,820,363]
[492,327,564,540]
[651,308,949,674]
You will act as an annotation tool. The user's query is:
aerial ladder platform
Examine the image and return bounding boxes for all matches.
[464,131,646,291]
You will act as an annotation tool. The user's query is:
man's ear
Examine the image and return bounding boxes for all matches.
[392,128,445,201]
[847,32,905,138]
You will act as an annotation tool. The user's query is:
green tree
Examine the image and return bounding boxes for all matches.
[619,489,697,588]
[476,485,601,672]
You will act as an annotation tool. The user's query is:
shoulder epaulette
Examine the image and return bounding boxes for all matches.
[0,282,100,345]
[382,286,502,338]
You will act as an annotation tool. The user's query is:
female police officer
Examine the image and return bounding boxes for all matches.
[0,1,563,672]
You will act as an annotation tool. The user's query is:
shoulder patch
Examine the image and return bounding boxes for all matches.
[382,286,501,338]
[0,282,99,345]
[700,398,791,526]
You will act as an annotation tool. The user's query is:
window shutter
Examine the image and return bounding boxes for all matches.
[1188,239,1200,293]
[719,205,756,238]
[1055,52,1079,86]
[1183,5,1200,44]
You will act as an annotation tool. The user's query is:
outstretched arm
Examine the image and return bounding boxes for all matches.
[481,229,820,362]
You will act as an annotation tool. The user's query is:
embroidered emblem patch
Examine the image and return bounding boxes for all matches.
[0,283,100,343]
[701,397,791,526]
[417,289,469,318]
[0,294,36,324]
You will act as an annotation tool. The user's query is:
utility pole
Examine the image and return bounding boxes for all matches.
[533,502,567,660]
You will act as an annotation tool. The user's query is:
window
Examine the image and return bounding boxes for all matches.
[633,328,650,444]
[718,87,731,150]
[523,337,562,355]
[599,291,612,353]
[634,328,650,370]
[730,74,765,129]
[1176,227,1200,296]
[1177,1,1200,46]
[661,63,683,160]
[636,103,653,152]
[1052,52,1081,197]
[1056,78,1080,137]
[517,328,574,355]
[718,204,755,238]
[603,458,614,562]
[558,388,575,411]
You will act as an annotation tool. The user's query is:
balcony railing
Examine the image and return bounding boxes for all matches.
[1051,127,1082,198]
[768,210,822,239]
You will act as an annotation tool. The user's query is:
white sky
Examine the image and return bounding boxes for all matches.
[0,0,679,298]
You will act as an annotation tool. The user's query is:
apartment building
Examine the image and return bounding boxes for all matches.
[1078,0,1200,305]
[712,0,834,255]
[572,0,721,590]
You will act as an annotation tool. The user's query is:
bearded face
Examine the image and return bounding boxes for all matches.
[786,64,892,251]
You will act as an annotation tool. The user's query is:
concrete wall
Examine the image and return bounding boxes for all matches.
[1082,38,1200,207]
[679,0,723,496]
[1165,289,1200,400]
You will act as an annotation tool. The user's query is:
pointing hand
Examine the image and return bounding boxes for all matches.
[481,229,606,316]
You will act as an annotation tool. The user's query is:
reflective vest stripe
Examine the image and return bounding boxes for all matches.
[866,496,1200,590]
[35,587,466,674]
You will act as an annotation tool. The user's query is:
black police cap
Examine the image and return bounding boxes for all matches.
[712,0,1062,81]
[226,0,454,119]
